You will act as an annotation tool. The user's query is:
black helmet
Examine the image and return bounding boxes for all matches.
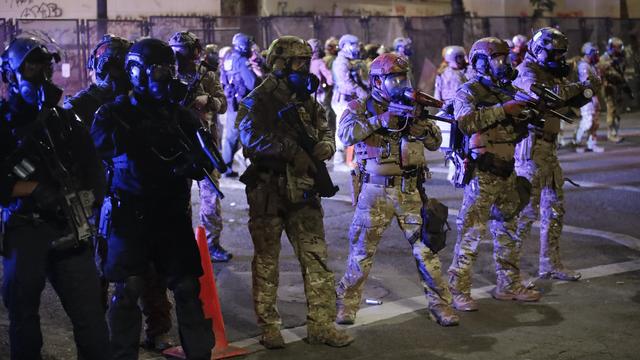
[1,36,59,83]
[126,37,175,70]
[87,34,132,80]
[125,38,176,100]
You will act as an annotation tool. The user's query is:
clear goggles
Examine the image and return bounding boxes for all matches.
[383,73,411,99]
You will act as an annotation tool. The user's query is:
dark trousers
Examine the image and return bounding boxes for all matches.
[2,222,110,360]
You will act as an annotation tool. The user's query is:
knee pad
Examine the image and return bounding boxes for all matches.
[169,276,200,303]
[112,276,144,307]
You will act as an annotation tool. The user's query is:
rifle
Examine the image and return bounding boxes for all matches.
[278,104,339,198]
[350,60,370,91]
[34,107,95,250]
[179,60,216,108]
[385,88,456,127]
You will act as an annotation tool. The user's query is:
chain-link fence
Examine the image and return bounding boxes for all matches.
[1,15,640,101]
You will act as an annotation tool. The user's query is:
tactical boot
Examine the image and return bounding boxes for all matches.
[540,268,581,281]
[607,134,623,143]
[428,304,459,327]
[210,246,233,263]
[336,306,356,325]
[260,326,285,349]
[451,292,478,312]
[307,324,354,347]
[491,286,541,302]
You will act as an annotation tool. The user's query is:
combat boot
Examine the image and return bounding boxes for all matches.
[451,292,478,312]
[491,286,541,302]
[428,304,459,327]
[307,323,354,347]
[336,305,356,325]
[539,268,581,281]
[210,245,233,263]
[260,326,285,349]
[141,333,174,352]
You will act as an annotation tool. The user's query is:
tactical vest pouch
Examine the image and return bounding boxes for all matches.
[421,198,450,254]
[477,153,514,178]
[400,137,426,168]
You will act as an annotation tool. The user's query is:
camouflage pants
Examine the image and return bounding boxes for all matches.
[246,184,336,329]
[516,159,565,274]
[198,176,223,251]
[336,182,452,313]
[605,95,620,138]
[448,171,523,295]
[576,101,599,146]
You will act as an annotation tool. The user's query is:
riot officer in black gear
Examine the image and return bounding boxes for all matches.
[0,36,110,360]
[91,37,214,360]
[64,34,132,127]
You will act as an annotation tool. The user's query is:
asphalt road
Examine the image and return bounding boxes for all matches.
[1,112,639,360]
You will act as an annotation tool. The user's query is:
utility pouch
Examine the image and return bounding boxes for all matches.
[350,167,362,207]
[400,137,426,168]
[421,198,450,254]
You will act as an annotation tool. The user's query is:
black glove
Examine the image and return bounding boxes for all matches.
[31,182,61,211]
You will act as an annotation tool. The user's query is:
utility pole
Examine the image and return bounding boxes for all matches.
[97,0,107,36]
[451,0,465,46]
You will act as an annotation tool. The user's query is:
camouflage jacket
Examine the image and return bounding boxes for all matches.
[236,74,334,176]
[332,52,368,99]
[434,66,469,101]
[599,52,627,96]
[453,77,524,161]
[177,66,227,140]
[339,95,441,169]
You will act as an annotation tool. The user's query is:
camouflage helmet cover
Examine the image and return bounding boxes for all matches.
[469,37,510,65]
[607,37,624,53]
[266,35,312,68]
[168,31,202,51]
[369,52,410,77]
[87,34,132,73]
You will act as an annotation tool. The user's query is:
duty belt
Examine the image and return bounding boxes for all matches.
[362,172,418,188]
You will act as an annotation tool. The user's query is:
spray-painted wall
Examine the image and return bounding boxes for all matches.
[0,0,93,19]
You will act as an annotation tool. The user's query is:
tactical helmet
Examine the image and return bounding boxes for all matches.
[203,43,219,69]
[364,43,381,60]
[393,37,412,51]
[87,34,132,80]
[1,36,59,82]
[125,38,176,100]
[581,42,598,56]
[324,37,338,55]
[339,34,360,59]
[607,37,624,55]
[369,53,410,77]
[442,45,466,67]
[126,38,175,70]
[370,53,411,102]
[308,38,321,55]
[469,37,510,66]
[512,34,528,48]
[168,31,202,52]
[529,27,568,63]
[266,35,311,75]
[232,33,253,57]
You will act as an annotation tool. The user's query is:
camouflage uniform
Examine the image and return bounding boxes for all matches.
[448,77,530,302]
[434,66,469,102]
[599,52,627,141]
[177,66,228,256]
[335,94,457,325]
[576,57,602,150]
[331,37,368,160]
[236,72,343,341]
[513,55,587,279]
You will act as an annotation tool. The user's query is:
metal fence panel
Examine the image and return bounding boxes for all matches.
[211,16,265,49]
[149,16,209,45]
[367,16,405,48]
[408,16,449,92]
[266,16,314,44]
[15,19,85,99]
[316,16,366,46]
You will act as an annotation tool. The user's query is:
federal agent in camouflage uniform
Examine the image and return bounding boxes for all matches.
[434,45,469,102]
[448,37,541,312]
[169,31,231,263]
[575,42,604,153]
[236,36,353,349]
[331,34,368,165]
[599,37,629,143]
[335,53,459,327]
[514,28,592,281]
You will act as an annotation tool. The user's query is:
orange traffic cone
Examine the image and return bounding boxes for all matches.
[163,226,248,359]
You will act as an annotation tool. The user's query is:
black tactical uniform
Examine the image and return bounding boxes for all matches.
[91,38,213,360]
[0,37,110,360]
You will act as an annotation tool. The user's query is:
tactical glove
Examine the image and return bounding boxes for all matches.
[312,142,334,161]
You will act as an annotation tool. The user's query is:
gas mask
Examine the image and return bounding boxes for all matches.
[454,54,468,70]
[372,73,411,103]
[130,62,178,101]
[541,49,569,77]
[343,42,360,60]
[478,54,517,85]
[285,60,319,101]
[16,60,62,107]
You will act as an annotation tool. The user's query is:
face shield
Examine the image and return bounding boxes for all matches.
[286,56,318,100]
[488,53,514,81]
[382,73,412,101]
[16,50,62,107]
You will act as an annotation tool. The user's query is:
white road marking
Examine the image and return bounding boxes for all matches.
[228,258,640,351]
[565,180,640,193]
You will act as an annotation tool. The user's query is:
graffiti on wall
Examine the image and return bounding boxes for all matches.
[2,0,64,19]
